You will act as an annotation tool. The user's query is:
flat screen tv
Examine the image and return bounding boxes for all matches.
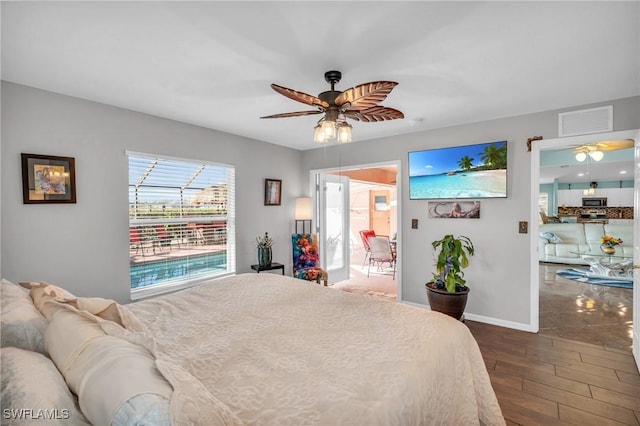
[409,140,507,200]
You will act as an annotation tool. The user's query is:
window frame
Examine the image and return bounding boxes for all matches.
[126,151,236,300]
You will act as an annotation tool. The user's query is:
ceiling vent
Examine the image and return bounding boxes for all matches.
[558,105,613,137]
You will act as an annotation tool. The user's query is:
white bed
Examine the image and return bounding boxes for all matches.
[2,274,504,425]
[128,273,504,425]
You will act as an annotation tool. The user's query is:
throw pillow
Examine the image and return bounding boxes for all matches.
[45,308,172,426]
[540,232,563,244]
[1,347,91,425]
[1,279,48,354]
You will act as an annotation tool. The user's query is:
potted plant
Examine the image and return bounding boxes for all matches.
[425,234,475,321]
[600,235,622,254]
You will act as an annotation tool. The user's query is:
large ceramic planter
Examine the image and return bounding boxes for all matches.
[425,282,469,321]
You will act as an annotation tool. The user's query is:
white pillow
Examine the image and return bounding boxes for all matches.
[1,347,91,425]
[540,232,563,244]
[45,308,172,426]
[1,279,48,354]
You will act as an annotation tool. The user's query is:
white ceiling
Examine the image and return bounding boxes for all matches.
[539,150,634,184]
[2,2,639,151]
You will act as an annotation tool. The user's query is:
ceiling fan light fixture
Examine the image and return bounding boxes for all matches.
[588,150,604,161]
[337,122,352,143]
[320,119,336,140]
[575,151,587,162]
[313,124,328,143]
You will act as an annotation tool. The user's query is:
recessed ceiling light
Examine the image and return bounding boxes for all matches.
[620,170,627,174]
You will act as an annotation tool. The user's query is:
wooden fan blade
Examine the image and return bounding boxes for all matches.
[335,81,399,110]
[344,106,404,122]
[260,110,323,119]
[271,84,329,109]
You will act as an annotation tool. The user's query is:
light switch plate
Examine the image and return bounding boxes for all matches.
[519,221,528,234]
[411,219,418,229]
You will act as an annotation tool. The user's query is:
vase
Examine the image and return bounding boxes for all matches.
[600,244,616,255]
[258,247,272,267]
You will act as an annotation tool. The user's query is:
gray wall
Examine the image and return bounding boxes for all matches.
[2,80,638,328]
[1,82,303,303]
[301,96,640,329]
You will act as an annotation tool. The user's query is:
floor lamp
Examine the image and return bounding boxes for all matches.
[295,197,312,234]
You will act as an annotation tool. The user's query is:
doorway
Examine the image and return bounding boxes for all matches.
[530,129,639,368]
[312,161,400,301]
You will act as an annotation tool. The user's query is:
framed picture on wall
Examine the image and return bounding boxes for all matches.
[428,201,480,218]
[264,178,282,206]
[21,153,77,204]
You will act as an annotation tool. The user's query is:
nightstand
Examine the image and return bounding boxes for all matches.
[251,262,285,275]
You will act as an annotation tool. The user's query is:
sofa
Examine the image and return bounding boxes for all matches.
[539,223,633,265]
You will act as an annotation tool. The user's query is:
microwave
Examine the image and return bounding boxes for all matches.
[582,197,607,207]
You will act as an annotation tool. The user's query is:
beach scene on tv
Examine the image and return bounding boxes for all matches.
[409,141,507,199]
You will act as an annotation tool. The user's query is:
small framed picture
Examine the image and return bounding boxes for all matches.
[428,201,480,219]
[264,178,282,206]
[21,153,77,204]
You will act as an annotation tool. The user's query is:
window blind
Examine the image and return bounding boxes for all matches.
[127,152,235,299]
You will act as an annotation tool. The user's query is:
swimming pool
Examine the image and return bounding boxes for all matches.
[130,252,227,289]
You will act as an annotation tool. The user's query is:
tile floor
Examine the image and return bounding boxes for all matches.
[331,263,397,301]
[539,262,633,351]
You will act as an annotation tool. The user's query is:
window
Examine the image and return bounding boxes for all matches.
[127,152,235,299]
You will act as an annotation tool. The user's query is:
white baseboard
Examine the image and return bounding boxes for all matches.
[400,300,536,333]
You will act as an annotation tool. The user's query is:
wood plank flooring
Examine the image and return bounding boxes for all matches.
[334,259,638,423]
[466,320,640,425]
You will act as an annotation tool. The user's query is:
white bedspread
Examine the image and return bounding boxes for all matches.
[128,273,504,425]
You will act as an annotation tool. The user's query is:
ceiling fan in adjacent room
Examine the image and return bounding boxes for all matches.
[572,139,634,162]
[260,70,404,143]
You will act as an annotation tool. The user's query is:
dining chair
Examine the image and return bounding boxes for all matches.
[367,235,396,280]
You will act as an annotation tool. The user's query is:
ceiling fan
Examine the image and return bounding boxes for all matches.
[571,139,634,162]
[260,70,404,143]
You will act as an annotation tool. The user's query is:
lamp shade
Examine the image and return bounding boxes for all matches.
[294,197,312,220]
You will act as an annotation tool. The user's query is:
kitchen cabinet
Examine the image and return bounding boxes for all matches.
[620,188,634,206]
[557,187,634,207]
[601,188,633,206]
[557,189,586,207]
[557,189,583,207]
[557,189,571,207]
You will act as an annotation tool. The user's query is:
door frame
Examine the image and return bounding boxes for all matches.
[529,129,639,368]
[310,159,402,301]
